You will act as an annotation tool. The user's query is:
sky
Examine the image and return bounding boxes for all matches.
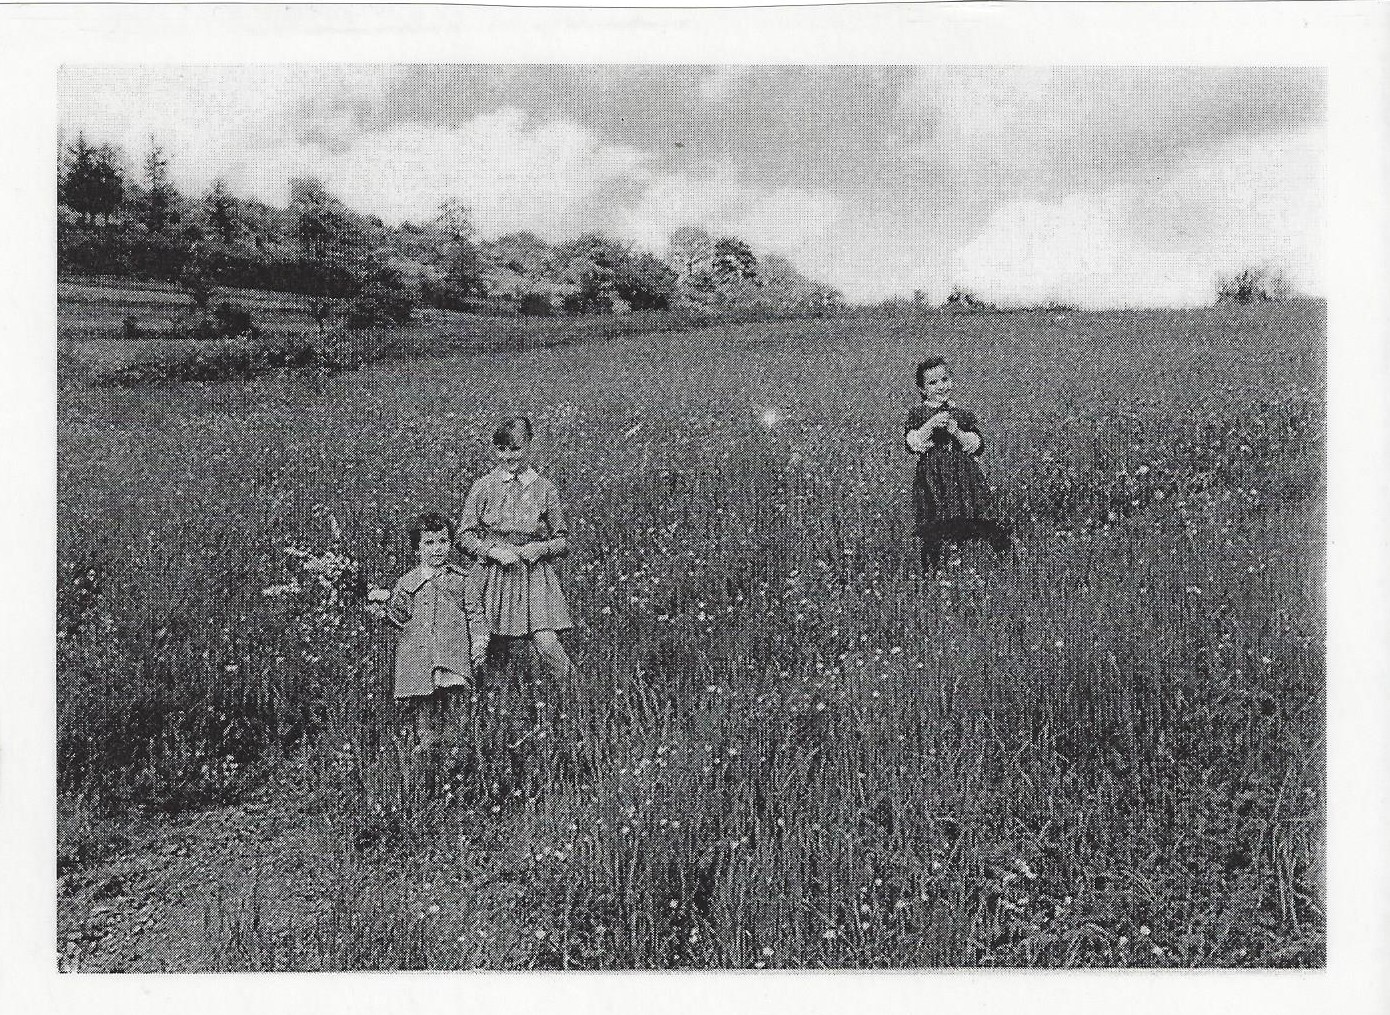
[58,65,1325,307]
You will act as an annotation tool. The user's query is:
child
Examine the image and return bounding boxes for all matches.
[457,416,575,684]
[376,512,488,751]
[905,356,1013,570]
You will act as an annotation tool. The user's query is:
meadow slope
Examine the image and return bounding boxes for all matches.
[57,302,1324,969]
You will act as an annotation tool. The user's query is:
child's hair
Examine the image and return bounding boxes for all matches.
[493,416,534,450]
[915,356,948,388]
[409,512,455,552]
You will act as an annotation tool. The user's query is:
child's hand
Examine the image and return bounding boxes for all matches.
[516,542,544,564]
[364,587,390,620]
[490,545,522,566]
[926,411,953,430]
[471,634,490,667]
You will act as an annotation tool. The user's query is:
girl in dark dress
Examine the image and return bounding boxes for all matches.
[905,357,1013,570]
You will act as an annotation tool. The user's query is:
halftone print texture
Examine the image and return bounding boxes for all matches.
[57,65,1323,970]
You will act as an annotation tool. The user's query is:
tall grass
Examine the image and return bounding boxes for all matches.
[56,302,1324,968]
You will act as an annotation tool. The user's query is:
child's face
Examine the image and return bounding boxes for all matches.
[494,438,532,473]
[919,365,953,403]
[416,528,452,567]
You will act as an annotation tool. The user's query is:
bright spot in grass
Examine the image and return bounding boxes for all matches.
[760,408,780,429]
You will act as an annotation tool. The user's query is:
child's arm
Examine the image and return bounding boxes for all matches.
[905,407,951,453]
[904,405,929,453]
[456,480,491,560]
[385,581,413,630]
[518,482,570,563]
[458,480,522,566]
[948,410,983,455]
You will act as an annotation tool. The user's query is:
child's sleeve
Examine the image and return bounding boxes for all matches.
[904,405,930,454]
[955,410,983,455]
[456,479,490,559]
[385,579,413,629]
[540,481,570,559]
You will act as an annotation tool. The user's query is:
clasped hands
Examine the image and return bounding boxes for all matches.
[906,411,959,452]
[488,542,546,566]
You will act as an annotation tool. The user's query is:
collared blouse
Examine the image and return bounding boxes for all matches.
[457,466,569,561]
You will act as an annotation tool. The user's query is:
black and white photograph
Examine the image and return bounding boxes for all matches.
[5,0,1389,1007]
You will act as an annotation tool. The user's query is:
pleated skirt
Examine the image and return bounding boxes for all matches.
[469,560,573,636]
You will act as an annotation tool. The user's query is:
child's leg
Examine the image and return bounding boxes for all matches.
[531,629,573,683]
[920,528,944,571]
[469,620,491,670]
[464,568,491,668]
[977,519,1014,555]
[412,695,439,753]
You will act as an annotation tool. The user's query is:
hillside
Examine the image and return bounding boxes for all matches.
[58,301,1324,969]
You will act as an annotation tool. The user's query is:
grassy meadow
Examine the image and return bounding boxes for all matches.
[56,300,1324,969]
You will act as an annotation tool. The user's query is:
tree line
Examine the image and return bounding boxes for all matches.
[58,133,843,322]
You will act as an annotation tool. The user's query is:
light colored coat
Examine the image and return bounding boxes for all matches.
[386,563,482,698]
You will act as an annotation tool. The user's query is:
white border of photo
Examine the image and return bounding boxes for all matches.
[3,3,1386,1014]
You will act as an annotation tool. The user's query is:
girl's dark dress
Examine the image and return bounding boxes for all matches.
[905,401,1012,567]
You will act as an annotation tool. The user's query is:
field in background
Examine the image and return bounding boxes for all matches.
[57,301,1324,969]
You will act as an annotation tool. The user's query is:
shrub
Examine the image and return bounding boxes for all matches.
[59,228,190,282]
[419,276,473,312]
[1216,267,1288,305]
[519,293,556,317]
[342,264,419,330]
[942,287,996,312]
[211,300,258,339]
[58,223,359,299]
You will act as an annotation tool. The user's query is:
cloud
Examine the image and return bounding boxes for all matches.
[611,172,858,286]
[327,111,654,235]
[903,66,1324,203]
[948,129,1324,307]
[59,67,656,238]
[58,65,1323,307]
[697,67,753,104]
[58,66,407,196]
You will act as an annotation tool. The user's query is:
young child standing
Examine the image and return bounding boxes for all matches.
[905,356,1013,570]
[376,512,488,751]
[457,417,575,684]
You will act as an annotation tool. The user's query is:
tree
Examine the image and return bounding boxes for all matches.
[711,236,761,303]
[614,251,677,311]
[555,232,624,313]
[447,240,488,297]
[290,178,355,261]
[425,199,487,294]
[60,133,125,226]
[432,199,475,245]
[204,179,240,245]
[142,139,179,234]
[1216,267,1288,304]
[482,231,555,278]
[713,236,759,285]
[667,226,714,279]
